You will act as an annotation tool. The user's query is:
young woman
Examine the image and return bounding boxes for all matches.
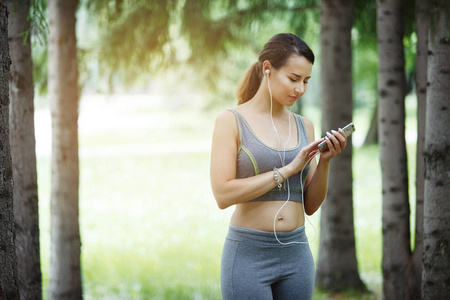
[210,33,348,300]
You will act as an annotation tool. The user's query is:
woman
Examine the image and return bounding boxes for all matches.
[210,33,348,300]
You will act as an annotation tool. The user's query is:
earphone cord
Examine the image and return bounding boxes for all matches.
[273,152,320,245]
[268,73,291,166]
[266,69,318,245]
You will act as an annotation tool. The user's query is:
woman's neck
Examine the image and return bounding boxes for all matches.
[248,80,286,117]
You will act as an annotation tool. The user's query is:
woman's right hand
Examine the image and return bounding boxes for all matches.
[283,138,324,177]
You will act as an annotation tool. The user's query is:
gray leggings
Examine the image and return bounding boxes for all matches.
[221,224,315,300]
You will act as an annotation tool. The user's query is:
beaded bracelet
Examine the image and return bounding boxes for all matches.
[274,167,286,181]
[273,168,283,190]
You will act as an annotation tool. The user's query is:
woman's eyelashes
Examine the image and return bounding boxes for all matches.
[289,78,310,84]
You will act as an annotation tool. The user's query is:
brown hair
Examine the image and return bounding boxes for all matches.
[236,33,315,105]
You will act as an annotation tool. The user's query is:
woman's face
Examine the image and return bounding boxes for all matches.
[268,54,313,106]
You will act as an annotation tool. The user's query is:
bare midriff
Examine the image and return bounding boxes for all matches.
[230,201,305,232]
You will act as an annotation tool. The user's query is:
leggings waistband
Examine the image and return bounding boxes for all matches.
[227,224,308,246]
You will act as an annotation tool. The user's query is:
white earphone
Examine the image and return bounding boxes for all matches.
[265,69,270,75]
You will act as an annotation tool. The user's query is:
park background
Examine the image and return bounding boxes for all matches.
[3,0,449,299]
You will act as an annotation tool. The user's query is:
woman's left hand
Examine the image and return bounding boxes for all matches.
[320,128,348,161]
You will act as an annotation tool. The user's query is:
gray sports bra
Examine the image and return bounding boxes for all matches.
[229,109,311,203]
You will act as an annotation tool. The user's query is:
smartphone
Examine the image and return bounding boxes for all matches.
[318,123,355,152]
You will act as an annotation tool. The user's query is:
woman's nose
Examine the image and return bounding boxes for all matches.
[295,84,304,95]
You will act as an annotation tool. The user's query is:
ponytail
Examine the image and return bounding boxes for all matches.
[236,61,263,105]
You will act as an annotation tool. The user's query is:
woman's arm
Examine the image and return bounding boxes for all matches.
[210,110,322,209]
[300,117,348,215]
[210,110,278,209]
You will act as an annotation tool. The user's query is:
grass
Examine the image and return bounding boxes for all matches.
[36,93,420,299]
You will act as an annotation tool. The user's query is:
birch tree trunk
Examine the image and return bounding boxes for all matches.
[409,0,428,298]
[316,0,365,291]
[48,0,82,299]
[376,0,411,299]
[7,0,42,298]
[422,6,450,299]
[0,1,20,299]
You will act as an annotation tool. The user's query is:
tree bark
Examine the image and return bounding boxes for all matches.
[48,0,82,299]
[7,0,42,299]
[0,1,20,299]
[422,6,450,299]
[316,0,365,292]
[376,0,411,299]
[409,0,428,298]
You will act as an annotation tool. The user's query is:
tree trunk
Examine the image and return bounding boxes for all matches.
[409,0,428,298]
[316,0,365,292]
[422,7,450,300]
[0,1,20,299]
[7,0,42,299]
[376,0,411,299]
[48,0,82,299]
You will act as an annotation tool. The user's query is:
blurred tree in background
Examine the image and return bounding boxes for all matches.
[376,0,412,298]
[316,0,365,293]
[47,0,82,299]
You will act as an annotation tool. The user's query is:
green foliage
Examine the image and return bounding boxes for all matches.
[30,0,49,96]
[81,0,320,97]
[84,0,178,86]
[8,0,48,45]
[180,0,319,93]
[353,0,376,48]
[353,42,378,109]
[29,0,49,45]
[32,42,48,95]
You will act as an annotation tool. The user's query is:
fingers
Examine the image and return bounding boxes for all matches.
[335,129,347,145]
[311,138,325,148]
[302,138,324,154]
[309,149,320,158]
[296,139,324,171]
[325,130,347,154]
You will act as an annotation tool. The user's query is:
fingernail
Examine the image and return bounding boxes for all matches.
[331,130,337,134]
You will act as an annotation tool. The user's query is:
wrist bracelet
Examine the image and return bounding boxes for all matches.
[274,167,286,181]
[273,168,283,190]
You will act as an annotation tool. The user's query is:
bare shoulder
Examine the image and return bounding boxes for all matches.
[213,109,239,144]
[215,109,236,125]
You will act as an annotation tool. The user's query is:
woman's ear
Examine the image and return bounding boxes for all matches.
[262,60,272,76]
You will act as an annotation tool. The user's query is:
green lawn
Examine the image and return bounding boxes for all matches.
[37,94,419,299]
